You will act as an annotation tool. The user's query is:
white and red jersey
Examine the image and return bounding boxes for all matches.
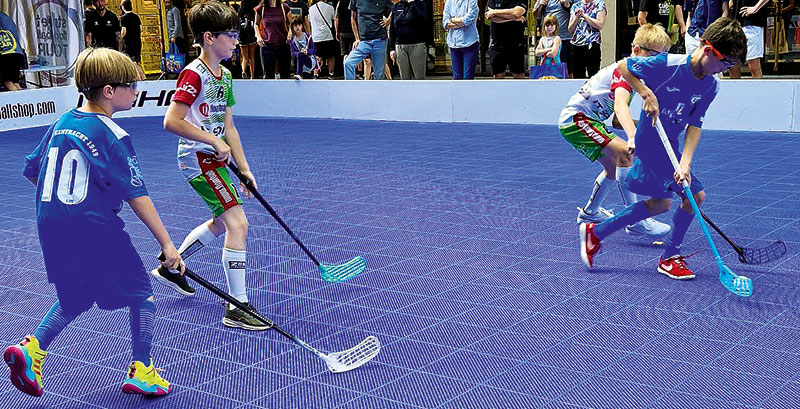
[558,63,634,127]
[172,59,236,164]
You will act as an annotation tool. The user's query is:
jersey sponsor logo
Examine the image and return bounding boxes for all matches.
[691,94,702,104]
[177,82,198,97]
[128,156,144,187]
[228,260,246,270]
[199,102,210,117]
[53,129,99,157]
[666,86,679,92]
[574,114,609,147]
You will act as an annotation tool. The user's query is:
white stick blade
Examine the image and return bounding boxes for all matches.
[325,336,381,373]
[319,256,366,283]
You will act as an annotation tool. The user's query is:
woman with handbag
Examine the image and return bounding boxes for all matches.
[309,0,338,78]
[255,0,294,79]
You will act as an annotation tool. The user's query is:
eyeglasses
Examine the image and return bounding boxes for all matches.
[111,81,138,91]
[212,30,239,41]
[702,39,737,68]
[632,43,661,55]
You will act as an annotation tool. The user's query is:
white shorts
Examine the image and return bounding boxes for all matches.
[685,32,700,55]
[743,25,764,61]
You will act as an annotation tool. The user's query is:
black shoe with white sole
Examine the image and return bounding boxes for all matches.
[151,266,196,296]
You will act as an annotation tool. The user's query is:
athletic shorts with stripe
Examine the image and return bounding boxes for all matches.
[559,112,617,162]
[180,151,242,217]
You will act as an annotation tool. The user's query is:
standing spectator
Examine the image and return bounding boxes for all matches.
[0,11,24,91]
[728,0,768,77]
[309,0,338,78]
[684,0,729,54]
[335,0,355,58]
[165,0,187,55]
[389,0,428,79]
[344,0,393,80]
[534,0,575,76]
[84,0,121,50]
[289,16,319,78]
[638,0,671,26]
[239,0,259,79]
[443,0,479,79]
[120,0,145,79]
[535,14,562,64]
[485,0,527,79]
[286,0,311,33]
[255,0,293,79]
[568,0,605,78]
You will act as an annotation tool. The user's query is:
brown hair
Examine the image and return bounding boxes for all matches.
[189,0,239,44]
[701,17,747,63]
[542,14,559,33]
[74,47,139,101]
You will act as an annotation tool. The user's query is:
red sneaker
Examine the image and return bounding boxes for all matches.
[580,223,601,269]
[657,255,696,280]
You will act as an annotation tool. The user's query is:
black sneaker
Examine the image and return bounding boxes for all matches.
[150,266,195,296]
[222,303,270,331]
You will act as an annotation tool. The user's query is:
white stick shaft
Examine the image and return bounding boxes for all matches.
[654,118,684,183]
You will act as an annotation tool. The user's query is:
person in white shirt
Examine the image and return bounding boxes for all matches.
[309,0,337,77]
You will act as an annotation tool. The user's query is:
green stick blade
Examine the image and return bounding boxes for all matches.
[319,256,366,283]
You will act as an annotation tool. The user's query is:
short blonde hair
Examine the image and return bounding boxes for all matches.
[74,47,140,100]
[632,23,672,53]
[542,14,559,32]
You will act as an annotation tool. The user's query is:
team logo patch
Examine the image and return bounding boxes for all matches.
[128,156,144,187]
[228,260,246,269]
[199,102,210,117]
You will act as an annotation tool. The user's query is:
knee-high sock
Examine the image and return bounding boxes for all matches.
[662,208,695,259]
[34,301,79,351]
[129,299,156,364]
[616,166,638,206]
[177,223,218,260]
[222,248,247,308]
[594,201,651,240]
[584,172,616,213]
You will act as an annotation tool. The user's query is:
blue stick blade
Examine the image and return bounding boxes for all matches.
[319,256,366,283]
[718,263,752,297]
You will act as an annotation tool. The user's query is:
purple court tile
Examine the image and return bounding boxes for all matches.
[440,385,548,409]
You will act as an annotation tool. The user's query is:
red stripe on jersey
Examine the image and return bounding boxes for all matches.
[609,68,633,95]
[172,69,203,106]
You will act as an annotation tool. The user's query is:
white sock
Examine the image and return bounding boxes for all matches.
[222,248,247,309]
[584,172,615,213]
[616,166,638,206]
[178,223,218,259]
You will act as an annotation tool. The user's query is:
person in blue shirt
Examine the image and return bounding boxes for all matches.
[3,47,184,398]
[684,0,729,54]
[0,11,25,91]
[579,17,746,282]
[443,0,479,79]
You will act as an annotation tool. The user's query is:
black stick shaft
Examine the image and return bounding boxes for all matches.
[699,210,743,253]
[227,161,321,266]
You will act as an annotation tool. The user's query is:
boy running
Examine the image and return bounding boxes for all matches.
[4,47,183,397]
[156,0,268,330]
[560,23,672,239]
[580,17,747,280]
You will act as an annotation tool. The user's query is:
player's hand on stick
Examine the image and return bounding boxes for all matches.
[627,137,636,154]
[161,243,185,275]
[674,163,691,185]
[238,168,257,198]
[640,90,659,125]
[212,141,232,162]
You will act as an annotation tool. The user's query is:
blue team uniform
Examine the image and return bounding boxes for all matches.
[621,53,717,199]
[23,109,153,315]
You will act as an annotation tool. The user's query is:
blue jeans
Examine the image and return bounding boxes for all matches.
[450,41,479,80]
[345,38,388,80]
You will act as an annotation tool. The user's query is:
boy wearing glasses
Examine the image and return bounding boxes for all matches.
[5,47,183,397]
[160,1,268,331]
[560,24,673,239]
[580,17,746,280]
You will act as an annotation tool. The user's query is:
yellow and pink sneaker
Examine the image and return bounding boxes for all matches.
[121,358,171,396]
[4,335,47,397]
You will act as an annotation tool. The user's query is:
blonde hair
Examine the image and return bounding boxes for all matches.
[632,23,672,53]
[74,47,140,100]
[542,14,559,34]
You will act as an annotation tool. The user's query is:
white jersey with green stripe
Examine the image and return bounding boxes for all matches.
[558,63,634,127]
[172,59,236,165]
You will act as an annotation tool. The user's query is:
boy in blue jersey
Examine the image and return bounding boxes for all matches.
[3,48,184,397]
[579,17,746,280]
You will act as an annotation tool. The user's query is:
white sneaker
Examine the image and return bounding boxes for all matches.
[625,218,671,237]
[576,207,614,224]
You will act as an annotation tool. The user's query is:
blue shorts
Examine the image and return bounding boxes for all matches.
[38,222,153,316]
[622,158,705,199]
